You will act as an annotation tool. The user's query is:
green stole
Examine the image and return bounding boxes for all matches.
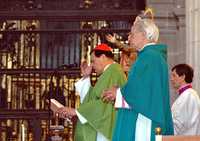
[75,63,126,141]
[113,44,174,141]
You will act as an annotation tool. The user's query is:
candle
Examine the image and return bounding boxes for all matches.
[21,123,25,141]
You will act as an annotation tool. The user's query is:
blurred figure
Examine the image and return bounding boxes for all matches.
[171,64,200,135]
[106,34,137,74]
[42,80,65,109]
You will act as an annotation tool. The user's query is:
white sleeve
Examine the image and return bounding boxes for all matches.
[172,105,186,134]
[114,88,130,109]
[75,110,88,124]
[171,96,188,135]
[171,91,200,135]
[75,77,91,103]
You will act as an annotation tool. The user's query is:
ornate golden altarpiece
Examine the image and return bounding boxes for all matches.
[0,0,144,140]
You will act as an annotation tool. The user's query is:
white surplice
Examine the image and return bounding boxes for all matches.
[171,88,200,135]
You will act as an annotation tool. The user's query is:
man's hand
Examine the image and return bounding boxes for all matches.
[101,86,118,104]
[56,107,76,119]
[105,34,117,44]
[80,61,92,78]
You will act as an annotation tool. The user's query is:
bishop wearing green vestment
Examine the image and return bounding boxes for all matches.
[56,43,126,141]
[102,16,174,141]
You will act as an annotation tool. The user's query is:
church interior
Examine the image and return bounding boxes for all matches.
[0,0,199,141]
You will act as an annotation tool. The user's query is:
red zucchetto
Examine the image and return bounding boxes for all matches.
[93,43,112,52]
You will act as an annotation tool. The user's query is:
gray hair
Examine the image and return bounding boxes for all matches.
[134,17,159,42]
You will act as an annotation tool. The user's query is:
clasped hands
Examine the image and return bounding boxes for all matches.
[101,86,118,104]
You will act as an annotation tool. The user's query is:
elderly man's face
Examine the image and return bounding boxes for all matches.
[128,25,145,51]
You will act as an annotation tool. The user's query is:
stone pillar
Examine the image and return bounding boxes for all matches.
[186,0,200,95]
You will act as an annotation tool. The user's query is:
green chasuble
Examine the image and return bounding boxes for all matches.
[113,44,174,141]
[75,63,126,141]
